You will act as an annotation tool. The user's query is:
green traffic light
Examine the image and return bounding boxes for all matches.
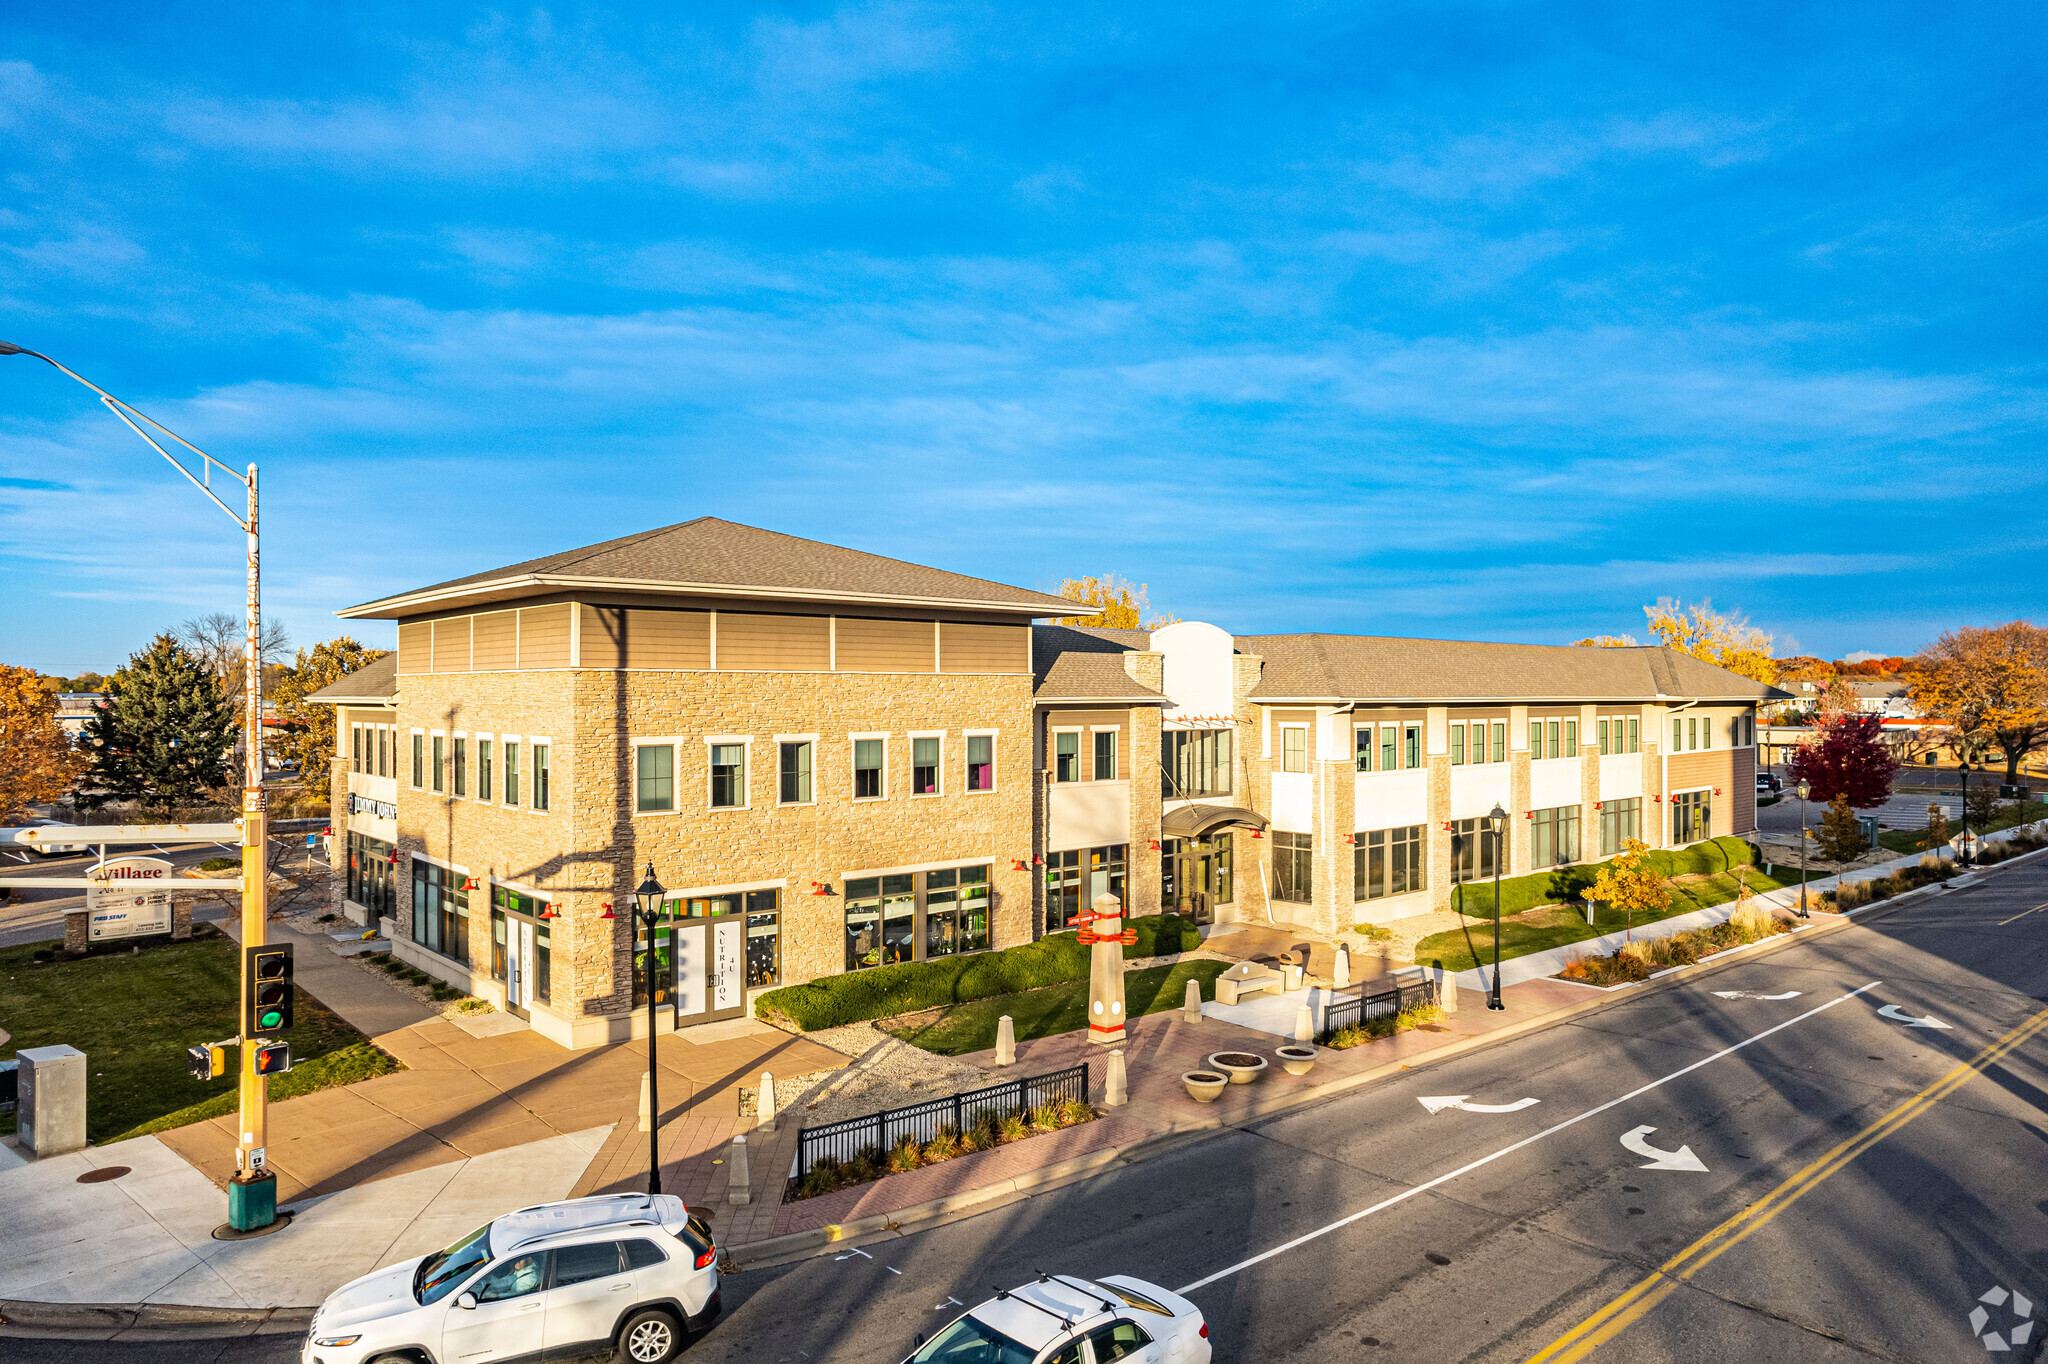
[260,1010,282,1028]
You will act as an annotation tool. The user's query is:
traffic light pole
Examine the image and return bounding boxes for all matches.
[230,464,276,1230]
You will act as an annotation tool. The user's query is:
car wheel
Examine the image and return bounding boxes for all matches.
[618,1308,684,1363]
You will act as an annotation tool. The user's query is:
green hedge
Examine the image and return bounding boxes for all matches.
[1452,836,1757,919]
[755,912,1202,1031]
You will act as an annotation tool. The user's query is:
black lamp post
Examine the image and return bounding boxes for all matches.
[634,863,668,1196]
[1796,780,1811,918]
[1487,803,1508,1011]
[1958,759,1973,867]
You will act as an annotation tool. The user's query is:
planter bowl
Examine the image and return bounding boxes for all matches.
[1206,1051,1269,1084]
[1275,1045,1318,1076]
[1183,1071,1229,1104]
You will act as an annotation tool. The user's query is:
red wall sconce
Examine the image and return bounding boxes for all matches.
[1344,834,1356,845]
[1249,828,1264,839]
[810,881,834,896]
[1147,839,1160,851]
[538,904,559,919]
[598,901,616,920]
[461,876,481,893]
[1012,859,1029,871]
[1713,786,1723,795]
[1032,854,1044,865]
[386,849,399,866]
[320,825,332,837]
[1524,810,1534,819]
[1653,794,1664,802]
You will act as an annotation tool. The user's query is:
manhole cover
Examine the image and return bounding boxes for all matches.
[77,1166,131,1184]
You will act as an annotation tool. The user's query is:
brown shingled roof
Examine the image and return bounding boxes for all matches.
[338,518,1077,620]
[1240,634,1787,703]
[1032,625,1168,704]
[303,651,398,703]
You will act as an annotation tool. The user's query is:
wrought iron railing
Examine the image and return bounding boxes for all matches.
[1320,967,1440,1038]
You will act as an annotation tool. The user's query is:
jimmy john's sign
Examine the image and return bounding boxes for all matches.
[86,856,174,940]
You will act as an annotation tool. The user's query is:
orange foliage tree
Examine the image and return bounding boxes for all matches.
[0,663,90,820]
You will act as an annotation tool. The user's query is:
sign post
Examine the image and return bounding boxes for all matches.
[85,856,174,941]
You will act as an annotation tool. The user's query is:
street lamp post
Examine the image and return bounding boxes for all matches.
[1487,803,1508,1011]
[3,341,275,1229]
[1796,779,1811,919]
[633,864,668,1196]
[1958,759,1973,867]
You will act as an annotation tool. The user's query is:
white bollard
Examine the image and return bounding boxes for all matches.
[1105,1050,1129,1107]
[758,1071,777,1133]
[1294,1003,1314,1044]
[995,1015,1016,1067]
[1438,965,1458,1014]
[727,1135,751,1206]
[638,1071,652,1133]
[1183,977,1202,1022]
[1333,944,1351,988]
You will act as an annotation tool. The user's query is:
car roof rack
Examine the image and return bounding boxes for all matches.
[1040,1274,1117,1315]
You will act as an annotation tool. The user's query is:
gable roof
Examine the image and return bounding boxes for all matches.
[338,517,1077,620]
[302,652,398,704]
[1032,625,1168,704]
[1239,634,1788,703]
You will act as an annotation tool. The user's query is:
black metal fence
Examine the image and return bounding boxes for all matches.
[789,1062,1089,1195]
[1321,968,1440,1037]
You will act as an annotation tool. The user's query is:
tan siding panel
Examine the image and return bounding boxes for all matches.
[717,613,829,671]
[397,622,432,675]
[519,603,572,668]
[834,616,936,673]
[940,622,1029,674]
[623,609,711,670]
[431,618,472,673]
[472,611,517,670]
[577,605,627,671]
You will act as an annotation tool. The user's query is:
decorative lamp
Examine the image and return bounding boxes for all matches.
[1012,859,1028,871]
[1147,839,1160,851]
[599,901,617,920]
[1797,780,1811,801]
[386,848,399,865]
[321,825,332,836]
[538,904,559,920]
[1032,853,1043,865]
[461,876,481,893]
[1250,828,1264,839]
[810,881,833,896]
[634,863,666,921]
[1488,803,1508,838]
[1713,786,1722,796]
[1344,834,1356,845]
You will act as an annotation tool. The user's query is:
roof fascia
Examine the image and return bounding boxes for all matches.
[339,574,1069,620]
[1249,694,1771,705]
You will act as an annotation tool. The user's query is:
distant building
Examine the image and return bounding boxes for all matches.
[53,693,105,743]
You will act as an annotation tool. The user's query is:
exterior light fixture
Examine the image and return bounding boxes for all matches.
[634,864,666,921]
[1485,803,1509,1012]
[461,876,481,893]
[1012,859,1028,871]
[599,901,617,920]
[810,881,833,896]
[386,849,399,865]
[1147,839,1160,851]
[538,904,559,920]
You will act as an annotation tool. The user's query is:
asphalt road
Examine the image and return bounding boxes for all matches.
[9,859,2047,1364]
[0,837,324,948]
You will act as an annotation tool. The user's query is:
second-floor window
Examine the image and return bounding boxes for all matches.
[411,733,424,788]
[505,741,520,805]
[967,734,995,791]
[432,736,446,793]
[710,743,746,808]
[780,741,812,803]
[479,740,493,802]
[453,738,467,797]
[854,738,884,798]
[533,743,549,810]
[1164,728,1230,797]
[912,737,940,795]
[1054,731,1080,783]
[1281,726,1307,773]
[636,744,673,812]
[1093,730,1116,781]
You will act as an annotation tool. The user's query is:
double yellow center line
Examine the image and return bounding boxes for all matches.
[1528,1004,2048,1362]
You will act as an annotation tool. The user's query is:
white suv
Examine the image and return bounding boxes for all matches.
[903,1274,1212,1363]
[304,1193,720,1364]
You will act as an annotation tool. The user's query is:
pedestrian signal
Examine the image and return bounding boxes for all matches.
[252,1042,292,1076]
[186,1044,225,1081]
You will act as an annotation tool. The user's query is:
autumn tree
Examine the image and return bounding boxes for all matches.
[1787,715,1899,808]
[1057,574,1180,630]
[1641,599,1779,684]
[175,611,292,702]
[272,638,388,777]
[1923,804,1951,853]
[1812,675,1861,725]
[1815,794,1868,865]
[1589,837,1672,944]
[80,635,237,812]
[0,664,90,820]
[1572,634,1639,648]
[1910,621,2048,784]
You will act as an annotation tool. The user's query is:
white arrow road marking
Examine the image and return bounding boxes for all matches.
[1175,981,1881,1296]
[1418,1095,1541,1115]
[933,1297,964,1311]
[1878,1004,1953,1029]
[1710,990,1804,1000]
[835,1247,873,1262]
[1620,1124,1710,1172]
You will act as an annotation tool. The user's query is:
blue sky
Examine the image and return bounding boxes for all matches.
[3,2,2042,675]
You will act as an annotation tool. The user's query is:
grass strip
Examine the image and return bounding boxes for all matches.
[883,959,1229,1056]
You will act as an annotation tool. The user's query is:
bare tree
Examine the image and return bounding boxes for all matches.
[177,611,291,698]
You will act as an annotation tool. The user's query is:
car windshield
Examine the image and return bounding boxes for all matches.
[415,1221,494,1305]
[907,1314,1037,1364]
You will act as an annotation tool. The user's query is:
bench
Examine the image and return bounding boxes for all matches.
[1215,961,1282,1006]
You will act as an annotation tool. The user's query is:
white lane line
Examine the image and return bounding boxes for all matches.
[1175,980,1883,1296]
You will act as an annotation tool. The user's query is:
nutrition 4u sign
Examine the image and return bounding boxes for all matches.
[87,856,174,941]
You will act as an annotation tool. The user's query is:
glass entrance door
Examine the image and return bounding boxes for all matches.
[669,897,750,1028]
[1164,833,1234,924]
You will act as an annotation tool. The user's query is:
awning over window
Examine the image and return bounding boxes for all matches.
[1161,804,1270,839]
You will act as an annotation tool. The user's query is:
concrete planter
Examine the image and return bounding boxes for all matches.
[1276,1045,1318,1076]
[1182,1071,1229,1104]
[1206,1051,1268,1084]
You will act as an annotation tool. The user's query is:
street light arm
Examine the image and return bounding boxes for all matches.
[1,340,249,530]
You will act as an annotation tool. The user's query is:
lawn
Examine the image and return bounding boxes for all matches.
[1415,865,1796,974]
[0,929,398,1145]
[883,959,1230,1057]
[1877,800,2046,855]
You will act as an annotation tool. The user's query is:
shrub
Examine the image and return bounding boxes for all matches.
[1350,922,1394,942]
[1321,1000,1443,1048]
[198,856,238,871]
[757,914,1200,1030]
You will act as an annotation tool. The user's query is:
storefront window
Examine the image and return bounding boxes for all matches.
[346,832,396,919]
[745,889,780,988]
[846,869,982,969]
[633,909,674,1009]
[491,908,508,984]
[411,860,469,964]
[1047,845,1126,931]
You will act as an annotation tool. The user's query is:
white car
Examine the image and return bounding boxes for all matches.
[303,1193,720,1364]
[903,1274,1212,1364]
[21,819,90,856]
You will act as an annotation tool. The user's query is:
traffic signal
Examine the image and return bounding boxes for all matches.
[252,1042,292,1076]
[186,1044,226,1081]
[243,943,295,1035]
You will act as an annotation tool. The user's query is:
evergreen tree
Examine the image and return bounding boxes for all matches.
[1815,794,1867,865]
[80,634,236,811]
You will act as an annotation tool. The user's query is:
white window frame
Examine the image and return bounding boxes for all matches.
[1281,724,1308,774]
[430,729,448,794]
[473,732,494,803]
[631,737,682,816]
[774,733,818,807]
[964,728,999,795]
[704,735,753,812]
[410,727,426,789]
[526,735,553,814]
[1050,726,1084,784]
[1088,726,1119,783]
[850,731,889,802]
[908,730,945,799]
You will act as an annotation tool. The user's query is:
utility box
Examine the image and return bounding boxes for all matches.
[16,1044,88,1157]
[1858,815,1880,849]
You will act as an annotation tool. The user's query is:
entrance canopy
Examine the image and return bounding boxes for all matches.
[1161,804,1270,839]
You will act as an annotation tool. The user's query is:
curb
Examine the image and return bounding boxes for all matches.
[0,1300,314,1335]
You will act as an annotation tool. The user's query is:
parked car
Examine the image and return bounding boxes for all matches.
[21,819,90,857]
[902,1273,1211,1364]
[1756,773,1782,795]
[303,1193,719,1364]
